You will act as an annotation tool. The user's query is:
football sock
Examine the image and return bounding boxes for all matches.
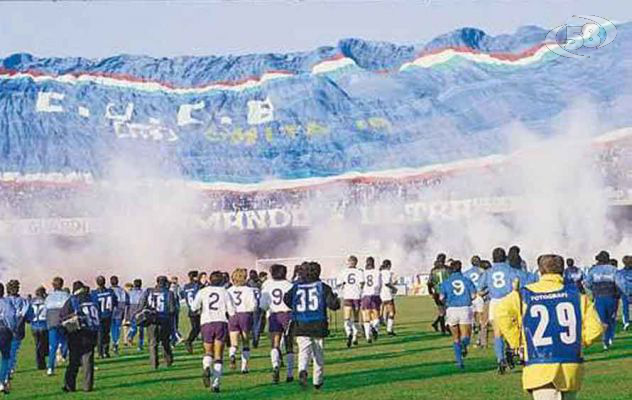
[344,320,352,336]
[229,346,237,359]
[363,322,371,340]
[371,319,380,330]
[494,338,505,362]
[241,348,250,371]
[286,352,295,378]
[212,362,223,387]
[352,323,358,338]
[453,342,463,366]
[270,348,280,369]
[386,318,394,332]
[202,355,213,370]
[461,336,470,349]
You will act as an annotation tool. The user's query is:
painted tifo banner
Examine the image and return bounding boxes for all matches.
[1,24,631,187]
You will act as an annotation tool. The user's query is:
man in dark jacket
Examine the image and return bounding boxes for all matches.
[60,281,100,393]
[182,271,201,354]
[91,276,117,359]
[284,262,340,390]
[141,276,177,369]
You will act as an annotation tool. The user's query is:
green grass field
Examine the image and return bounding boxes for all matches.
[8,296,632,399]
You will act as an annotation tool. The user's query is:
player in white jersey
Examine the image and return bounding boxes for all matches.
[190,271,236,393]
[227,268,258,373]
[361,257,382,343]
[379,260,398,336]
[337,255,365,348]
[260,264,295,384]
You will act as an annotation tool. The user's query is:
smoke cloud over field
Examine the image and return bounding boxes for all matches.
[0,101,630,289]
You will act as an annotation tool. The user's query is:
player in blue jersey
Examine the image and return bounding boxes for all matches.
[0,283,17,394]
[440,260,477,369]
[91,276,118,359]
[126,279,145,351]
[29,287,49,370]
[563,258,585,293]
[182,271,201,354]
[141,276,178,369]
[60,281,100,393]
[477,247,521,374]
[463,256,484,342]
[615,255,632,331]
[109,276,129,355]
[6,280,32,380]
[45,276,70,376]
[585,251,619,350]
[284,262,340,390]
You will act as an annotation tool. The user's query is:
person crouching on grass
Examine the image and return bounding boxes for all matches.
[284,262,340,390]
[190,271,235,393]
[496,254,603,400]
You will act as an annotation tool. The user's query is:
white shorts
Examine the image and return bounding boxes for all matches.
[472,297,484,313]
[446,306,473,326]
[488,298,502,322]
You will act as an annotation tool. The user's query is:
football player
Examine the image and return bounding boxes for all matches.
[440,260,476,369]
[126,279,145,351]
[60,281,100,393]
[182,271,201,354]
[44,277,70,375]
[29,287,49,370]
[428,254,450,334]
[615,255,632,331]
[563,259,585,293]
[6,280,31,380]
[227,268,258,373]
[109,276,129,355]
[477,248,522,373]
[284,262,340,390]
[91,276,118,359]
[379,260,398,336]
[463,256,484,344]
[337,255,364,347]
[141,276,178,369]
[585,251,619,349]
[191,271,235,393]
[361,257,382,343]
[0,283,17,394]
[260,264,295,384]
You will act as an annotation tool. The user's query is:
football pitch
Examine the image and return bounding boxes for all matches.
[9,296,632,400]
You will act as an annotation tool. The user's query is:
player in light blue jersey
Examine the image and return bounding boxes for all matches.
[477,248,521,374]
[615,255,632,331]
[6,280,32,380]
[110,276,129,355]
[564,258,585,293]
[440,260,477,369]
[463,256,484,343]
[585,251,619,349]
[0,283,17,394]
